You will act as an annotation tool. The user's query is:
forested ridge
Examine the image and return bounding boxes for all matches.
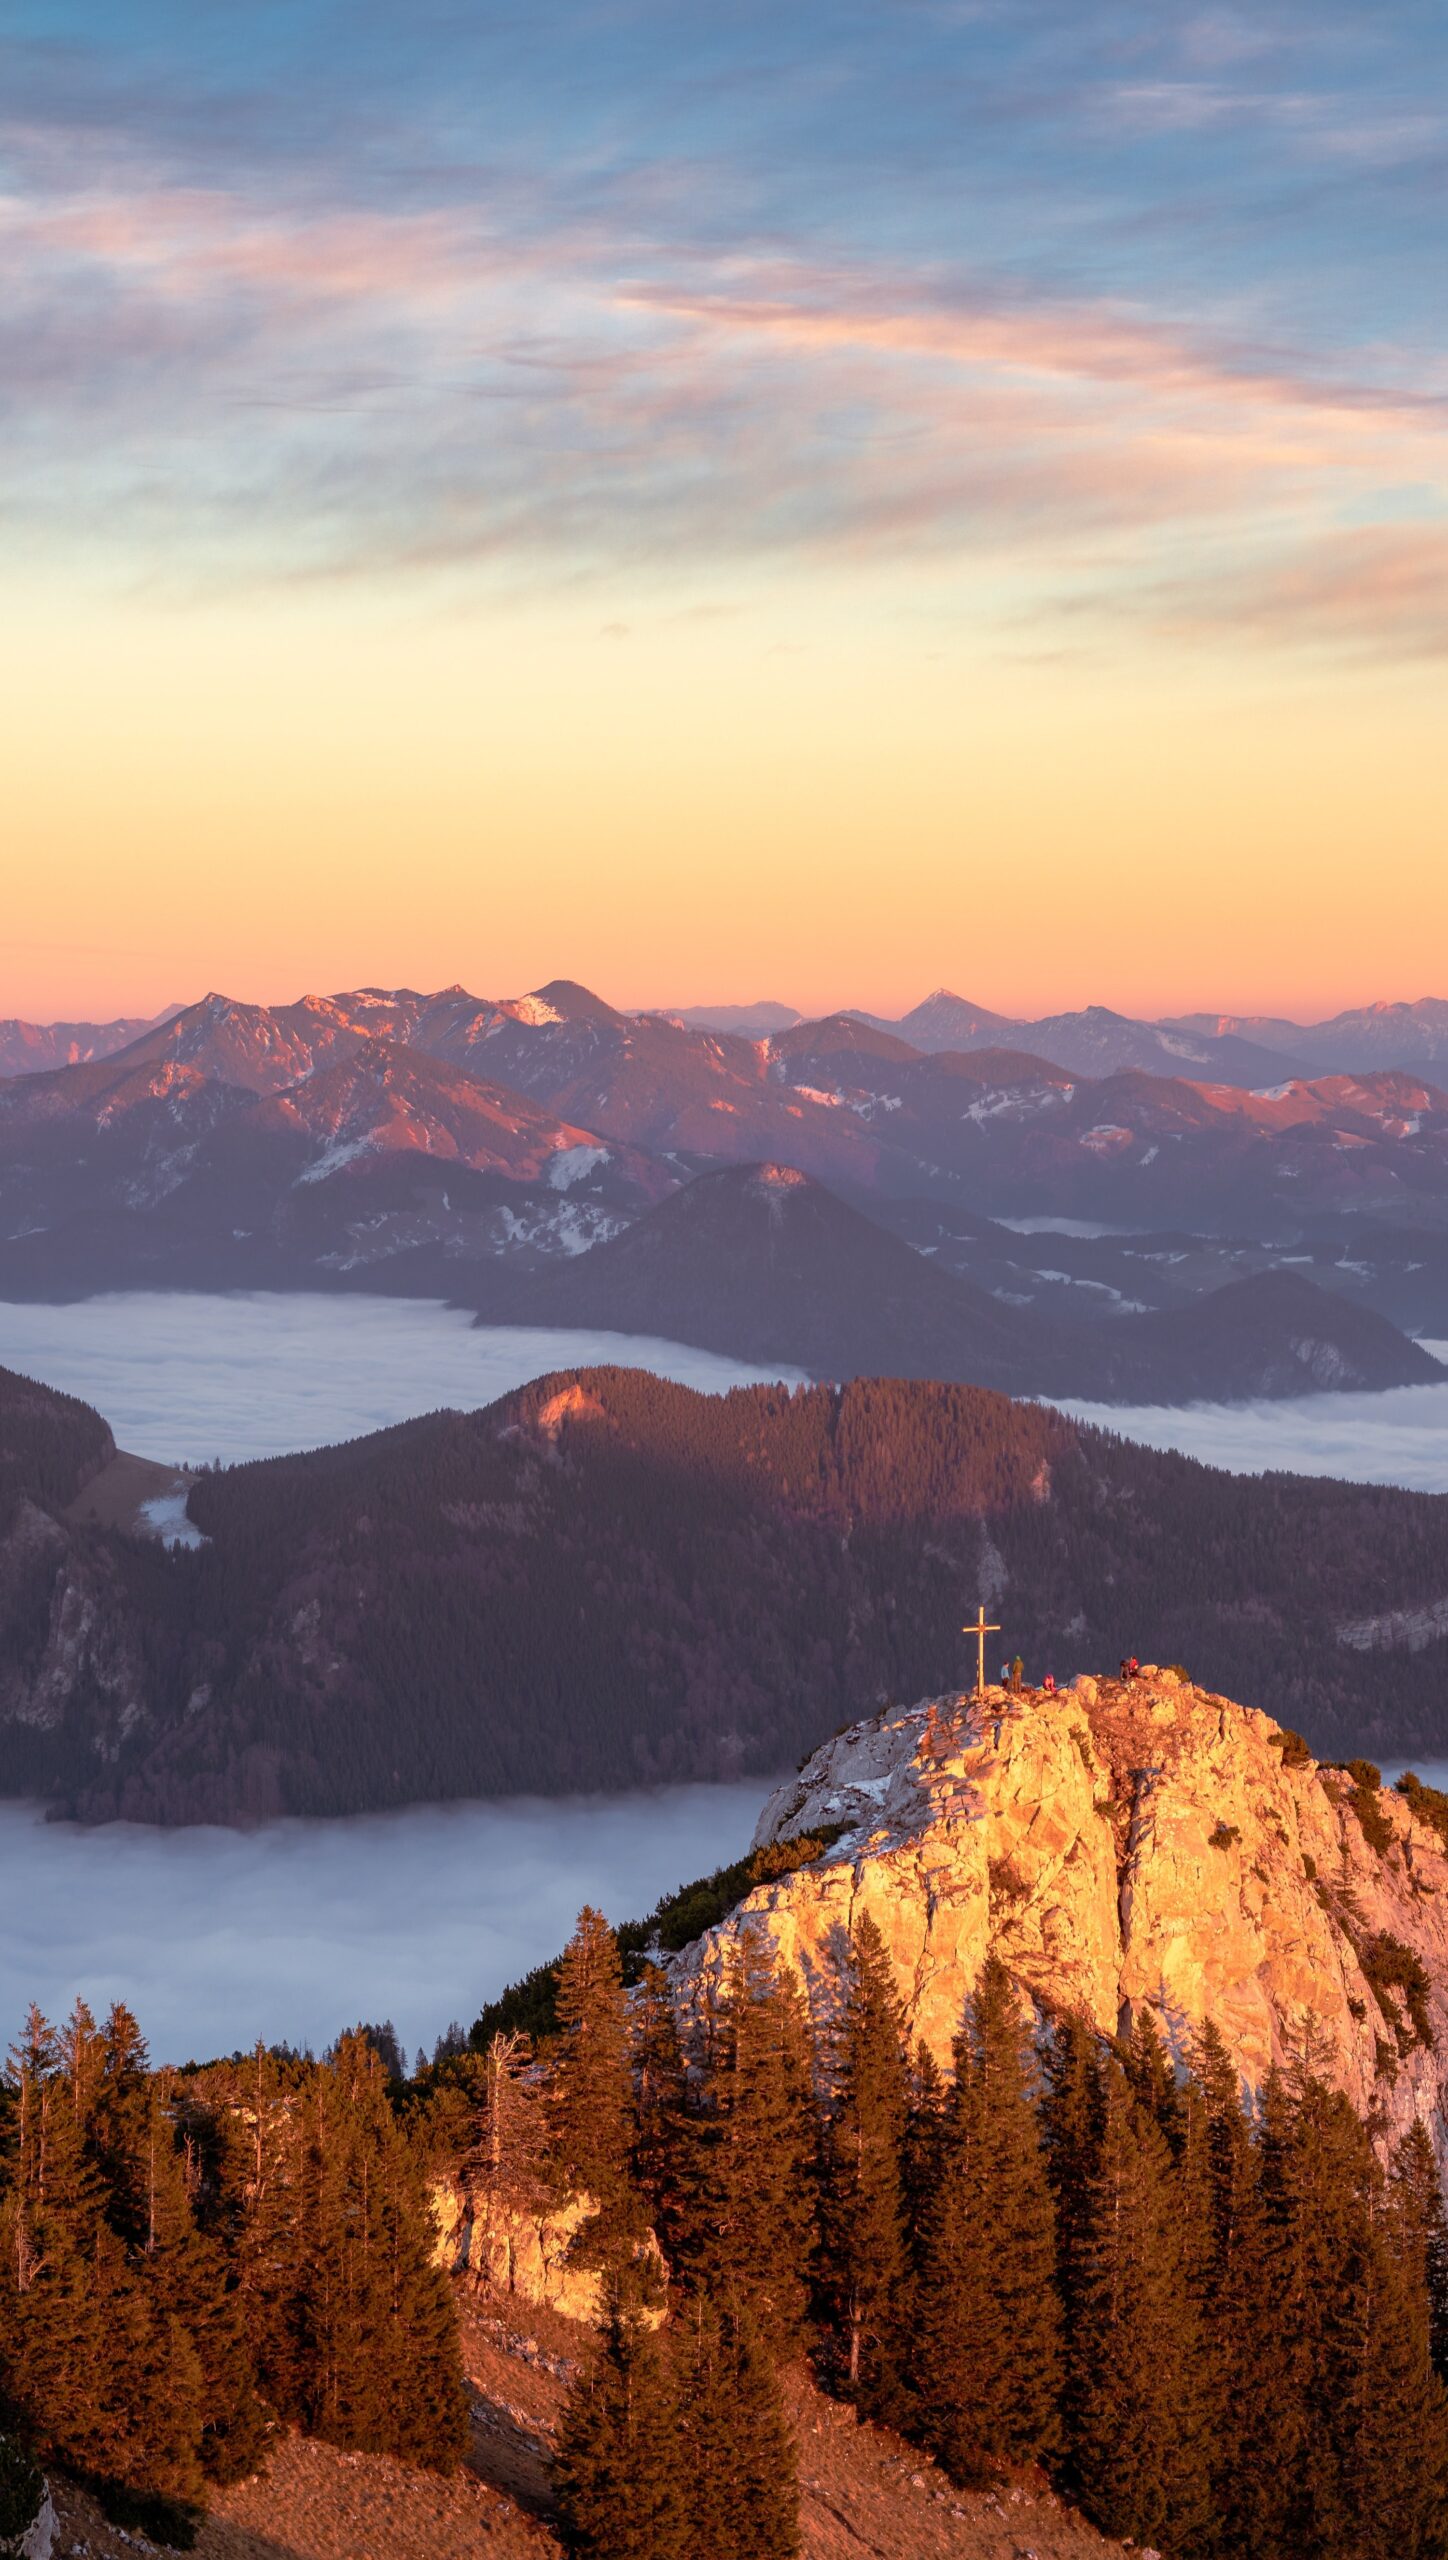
[0,1361,112,1513]
[7,1361,1448,1819]
[8,1908,1448,2558]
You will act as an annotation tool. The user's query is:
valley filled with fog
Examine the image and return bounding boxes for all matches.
[0,1290,809,1464]
[3,1286,1446,1487]
[1061,1345,1448,1493]
[0,1782,766,2069]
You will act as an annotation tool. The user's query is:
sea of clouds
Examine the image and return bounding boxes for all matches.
[1062,1349,1448,1495]
[0,1782,767,2070]
[0,1290,810,1465]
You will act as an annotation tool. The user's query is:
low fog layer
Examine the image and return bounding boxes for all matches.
[0,1781,766,2068]
[0,1291,810,1464]
[1060,1367,1448,1494]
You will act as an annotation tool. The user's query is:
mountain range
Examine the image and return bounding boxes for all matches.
[11,986,1448,1086]
[471,1160,1441,1401]
[676,990,1448,1080]
[9,1356,1448,1826]
[6,978,1448,1376]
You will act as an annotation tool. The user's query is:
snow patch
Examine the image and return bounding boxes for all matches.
[546,1144,611,1190]
[295,1136,376,1185]
[138,1487,208,1550]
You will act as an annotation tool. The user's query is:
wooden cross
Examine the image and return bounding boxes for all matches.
[963,1605,1001,1700]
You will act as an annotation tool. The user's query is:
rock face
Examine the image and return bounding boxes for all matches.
[17,2482,54,2560]
[675,1670,1448,2151]
[429,2177,662,2328]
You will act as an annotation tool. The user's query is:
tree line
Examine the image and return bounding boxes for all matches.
[432,1905,1448,2560]
[0,2004,466,2545]
[5,1916,1448,2557]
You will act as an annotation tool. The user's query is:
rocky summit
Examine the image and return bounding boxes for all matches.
[675,1668,1448,2148]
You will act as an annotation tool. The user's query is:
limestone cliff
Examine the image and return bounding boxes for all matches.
[429,2179,612,2325]
[673,1669,1448,2149]
[430,2178,666,2328]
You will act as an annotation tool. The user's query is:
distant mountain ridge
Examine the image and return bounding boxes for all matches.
[9,981,1448,1343]
[0,1005,180,1077]
[470,1159,1443,1401]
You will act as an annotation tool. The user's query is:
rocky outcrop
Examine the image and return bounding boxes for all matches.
[20,2485,54,2560]
[673,1670,1448,2153]
[429,2177,662,2327]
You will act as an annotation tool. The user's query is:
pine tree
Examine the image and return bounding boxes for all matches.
[683,1933,818,2352]
[630,1964,693,2269]
[1176,2018,1259,2541]
[296,2033,469,2468]
[819,1916,909,2415]
[681,2299,800,2560]
[554,2299,686,2560]
[910,1955,1062,2482]
[1068,2063,1208,2551]
[1390,2119,1448,2382]
[901,2038,947,2258]
[1038,2008,1105,2361]
[553,1908,639,2267]
[481,2029,543,2202]
[1230,2068,1448,2560]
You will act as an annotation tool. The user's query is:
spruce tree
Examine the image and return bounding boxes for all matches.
[819,1916,910,2414]
[910,1955,1062,2482]
[1232,2068,1448,2560]
[134,2080,267,2484]
[630,1964,693,2269]
[296,2032,469,2468]
[1176,2018,1259,2538]
[1068,2063,1208,2551]
[1038,2008,1105,2360]
[1390,2119,1448,2383]
[684,1933,818,2352]
[552,1908,638,2265]
[482,2029,543,2202]
[554,2299,685,2560]
[1352,2208,1448,2560]
[682,2299,800,2560]
[901,2038,947,2258]
[1120,2008,1184,2156]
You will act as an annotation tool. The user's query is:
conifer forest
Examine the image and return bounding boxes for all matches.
[5,1904,1447,2557]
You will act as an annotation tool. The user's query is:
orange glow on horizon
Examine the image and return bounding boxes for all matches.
[2,575,1442,1030]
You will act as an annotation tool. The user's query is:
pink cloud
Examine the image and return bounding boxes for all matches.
[1165,524,1448,656]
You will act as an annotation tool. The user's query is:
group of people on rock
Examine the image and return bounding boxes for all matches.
[987,1656,1144,1695]
[997,1657,1058,1695]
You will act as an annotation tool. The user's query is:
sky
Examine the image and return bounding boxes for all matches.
[3,1,1446,1024]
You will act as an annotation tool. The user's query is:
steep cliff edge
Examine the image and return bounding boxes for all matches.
[674,1669,1448,2148]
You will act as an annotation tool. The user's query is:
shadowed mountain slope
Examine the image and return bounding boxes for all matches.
[475,1162,1442,1401]
[9,1361,1448,1819]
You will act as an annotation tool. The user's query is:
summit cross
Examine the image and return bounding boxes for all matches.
[963,1605,1001,1700]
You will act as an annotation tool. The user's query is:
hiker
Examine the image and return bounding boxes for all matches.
[1010,1655,1024,1695]
[1042,1672,1056,1695]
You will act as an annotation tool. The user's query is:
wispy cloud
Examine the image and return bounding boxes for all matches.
[2,1,1446,659]
[1159,525,1448,658]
